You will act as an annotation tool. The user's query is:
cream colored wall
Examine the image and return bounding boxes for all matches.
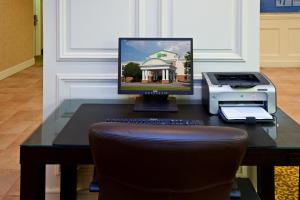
[261,14,300,67]
[0,0,34,72]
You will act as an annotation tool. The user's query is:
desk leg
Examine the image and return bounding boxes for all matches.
[60,164,77,200]
[257,165,275,200]
[20,161,45,200]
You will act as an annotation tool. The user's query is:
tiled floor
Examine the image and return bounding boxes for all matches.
[261,68,300,124]
[0,64,299,199]
[0,62,42,200]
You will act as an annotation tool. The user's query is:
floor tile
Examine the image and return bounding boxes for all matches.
[0,134,17,150]
[0,170,19,197]
[0,121,32,135]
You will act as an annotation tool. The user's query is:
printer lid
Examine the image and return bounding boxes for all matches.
[207,72,270,88]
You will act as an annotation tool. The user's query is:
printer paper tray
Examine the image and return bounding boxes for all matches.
[220,106,274,123]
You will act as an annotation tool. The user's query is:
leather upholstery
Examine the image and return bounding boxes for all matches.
[89,122,248,200]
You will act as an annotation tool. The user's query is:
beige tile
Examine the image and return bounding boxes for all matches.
[11,94,36,102]
[0,79,40,89]
[0,94,14,103]
[8,110,42,122]
[0,88,35,95]
[45,193,59,200]
[7,122,40,148]
[6,178,19,197]
[0,109,16,123]
[19,102,42,112]
[0,121,32,135]
[1,196,20,200]
[0,147,20,170]
[0,170,19,196]
[21,96,42,109]
[0,102,23,111]
[0,134,17,150]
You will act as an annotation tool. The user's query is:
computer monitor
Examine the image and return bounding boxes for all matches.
[118,38,193,112]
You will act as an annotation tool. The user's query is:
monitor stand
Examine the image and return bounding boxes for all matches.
[134,95,178,112]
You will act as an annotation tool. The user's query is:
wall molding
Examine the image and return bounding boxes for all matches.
[56,0,249,62]
[56,73,118,105]
[261,60,300,68]
[55,73,202,107]
[57,0,141,62]
[0,58,35,80]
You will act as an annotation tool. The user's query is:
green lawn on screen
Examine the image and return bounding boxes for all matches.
[121,86,190,91]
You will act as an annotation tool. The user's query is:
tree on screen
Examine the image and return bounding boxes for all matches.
[184,51,192,81]
[123,62,142,81]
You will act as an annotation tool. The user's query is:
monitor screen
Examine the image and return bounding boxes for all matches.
[118,38,193,95]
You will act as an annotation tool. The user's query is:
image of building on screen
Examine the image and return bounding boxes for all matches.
[120,40,192,91]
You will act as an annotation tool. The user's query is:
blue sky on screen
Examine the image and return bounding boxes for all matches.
[120,39,191,62]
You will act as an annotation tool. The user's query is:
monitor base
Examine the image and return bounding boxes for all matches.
[134,95,178,112]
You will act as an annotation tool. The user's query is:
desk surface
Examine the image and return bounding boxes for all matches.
[22,99,300,150]
[20,99,300,200]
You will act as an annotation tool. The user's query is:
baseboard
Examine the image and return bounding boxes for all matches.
[0,58,35,80]
[261,60,300,68]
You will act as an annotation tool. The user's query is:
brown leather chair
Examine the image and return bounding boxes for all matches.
[89,123,249,200]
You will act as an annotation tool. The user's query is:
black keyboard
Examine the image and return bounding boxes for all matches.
[105,118,203,126]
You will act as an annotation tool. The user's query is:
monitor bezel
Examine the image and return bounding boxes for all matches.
[118,37,194,95]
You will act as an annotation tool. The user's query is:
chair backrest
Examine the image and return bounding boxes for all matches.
[89,123,248,200]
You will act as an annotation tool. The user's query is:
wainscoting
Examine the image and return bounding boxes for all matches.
[261,14,300,67]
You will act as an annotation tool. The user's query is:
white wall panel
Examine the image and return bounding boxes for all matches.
[162,0,234,48]
[45,0,260,117]
[56,74,120,105]
[57,0,256,62]
[184,0,242,62]
[69,0,137,49]
[161,0,259,64]
[138,0,161,37]
[58,0,140,61]
[56,74,202,106]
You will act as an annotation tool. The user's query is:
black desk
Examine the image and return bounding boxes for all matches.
[20,99,300,200]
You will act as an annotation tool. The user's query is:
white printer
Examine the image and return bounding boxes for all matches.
[202,72,276,122]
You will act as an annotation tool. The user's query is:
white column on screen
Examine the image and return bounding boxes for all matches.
[142,70,145,80]
[166,69,169,80]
